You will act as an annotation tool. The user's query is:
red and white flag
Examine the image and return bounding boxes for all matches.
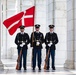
[3,6,35,35]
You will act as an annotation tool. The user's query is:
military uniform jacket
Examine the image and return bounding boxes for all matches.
[45,32,59,50]
[15,32,29,49]
[30,31,44,49]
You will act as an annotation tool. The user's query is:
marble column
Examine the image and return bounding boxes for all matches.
[0,0,4,70]
[74,0,76,70]
[64,0,75,69]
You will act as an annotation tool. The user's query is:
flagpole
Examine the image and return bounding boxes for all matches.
[32,0,36,47]
[33,0,36,32]
[31,0,36,67]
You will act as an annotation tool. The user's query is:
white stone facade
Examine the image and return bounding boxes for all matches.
[1,0,76,70]
[0,0,4,70]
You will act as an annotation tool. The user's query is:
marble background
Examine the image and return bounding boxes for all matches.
[1,0,67,66]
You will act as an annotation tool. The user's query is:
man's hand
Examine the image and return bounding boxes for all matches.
[20,42,25,47]
[48,42,52,47]
[22,42,25,45]
[31,47,33,50]
[36,41,40,46]
[20,44,24,47]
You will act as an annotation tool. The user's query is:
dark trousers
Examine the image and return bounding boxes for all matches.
[18,48,27,69]
[46,49,55,68]
[32,48,42,68]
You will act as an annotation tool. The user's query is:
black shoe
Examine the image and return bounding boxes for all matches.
[46,68,49,70]
[24,68,27,70]
[32,68,35,71]
[39,67,41,70]
[52,67,56,70]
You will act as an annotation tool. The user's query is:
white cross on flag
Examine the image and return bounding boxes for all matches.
[3,6,35,35]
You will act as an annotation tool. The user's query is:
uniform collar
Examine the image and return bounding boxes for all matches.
[35,31,40,33]
[20,32,25,34]
[50,31,54,34]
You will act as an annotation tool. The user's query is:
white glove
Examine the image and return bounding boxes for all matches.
[48,42,52,47]
[31,47,33,50]
[20,44,24,47]
[22,42,25,45]
[20,42,25,47]
[36,41,40,46]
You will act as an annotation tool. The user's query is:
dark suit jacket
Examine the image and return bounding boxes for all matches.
[45,32,59,50]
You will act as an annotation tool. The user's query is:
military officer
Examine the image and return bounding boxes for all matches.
[30,24,44,71]
[15,26,29,70]
[45,25,59,70]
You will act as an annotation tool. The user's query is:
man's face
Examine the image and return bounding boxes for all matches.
[49,28,54,32]
[35,28,40,31]
[20,28,24,32]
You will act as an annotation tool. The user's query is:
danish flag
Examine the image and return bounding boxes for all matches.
[3,6,35,35]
